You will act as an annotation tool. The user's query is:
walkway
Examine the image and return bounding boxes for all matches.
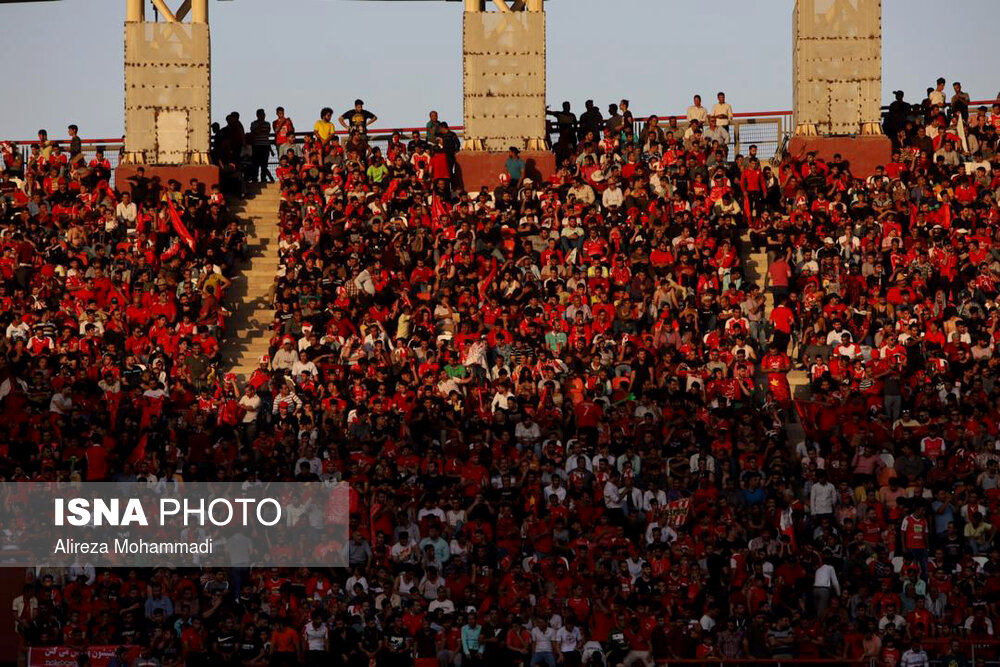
[223,183,280,379]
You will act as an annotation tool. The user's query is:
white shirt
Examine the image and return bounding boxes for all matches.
[603,481,623,509]
[291,359,319,378]
[642,489,667,512]
[239,394,261,423]
[543,484,567,504]
[303,622,328,651]
[515,421,541,444]
[704,126,729,145]
[689,453,715,474]
[602,186,624,209]
[810,481,837,515]
[429,599,455,615]
[711,102,734,126]
[687,105,709,124]
[49,391,72,415]
[556,626,581,652]
[813,564,840,595]
[116,201,137,225]
[645,521,677,545]
[531,626,557,652]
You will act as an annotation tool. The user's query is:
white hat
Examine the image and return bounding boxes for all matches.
[591,170,606,183]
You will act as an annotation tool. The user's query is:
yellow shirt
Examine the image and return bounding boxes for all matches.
[314,119,335,143]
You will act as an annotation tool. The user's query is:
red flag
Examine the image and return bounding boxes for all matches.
[128,433,148,465]
[166,199,196,251]
[480,257,497,300]
[160,240,182,262]
[431,194,450,231]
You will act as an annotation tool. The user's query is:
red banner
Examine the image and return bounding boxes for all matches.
[28,646,140,667]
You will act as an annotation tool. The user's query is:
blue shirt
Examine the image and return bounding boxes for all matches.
[461,624,482,655]
[419,536,450,564]
[505,157,525,181]
[932,500,955,534]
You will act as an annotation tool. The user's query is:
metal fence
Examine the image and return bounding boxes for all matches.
[3,97,996,186]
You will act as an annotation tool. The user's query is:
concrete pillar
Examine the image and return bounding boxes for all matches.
[191,0,208,24]
[792,0,883,136]
[124,19,212,165]
[464,0,485,11]
[125,0,144,23]
[462,2,547,151]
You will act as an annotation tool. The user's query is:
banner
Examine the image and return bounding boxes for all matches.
[28,645,140,667]
[666,498,691,528]
[166,200,196,251]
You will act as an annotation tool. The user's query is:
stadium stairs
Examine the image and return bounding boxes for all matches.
[222,183,280,379]
[739,229,810,445]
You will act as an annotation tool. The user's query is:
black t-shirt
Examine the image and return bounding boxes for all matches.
[414,629,438,658]
[342,109,375,135]
[385,631,407,652]
[214,631,238,654]
[238,638,261,662]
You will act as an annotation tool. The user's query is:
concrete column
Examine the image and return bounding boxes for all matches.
[792,0,883,136]
[462,4,547,151]
[525,0,543,11]
[192,0,208,24]
[125,0,144,23]
[124,21,211,164]
[464,0,484,11]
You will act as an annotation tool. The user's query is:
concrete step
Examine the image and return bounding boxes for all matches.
[224,183,282,375]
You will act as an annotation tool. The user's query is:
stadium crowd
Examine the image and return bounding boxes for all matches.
[2,81,1000,667]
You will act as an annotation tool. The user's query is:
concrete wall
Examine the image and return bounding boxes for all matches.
[793,0,882,136]
[463,10,546,152]
[124,22,211,165]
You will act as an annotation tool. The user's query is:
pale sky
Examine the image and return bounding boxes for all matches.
[0,0,996,141]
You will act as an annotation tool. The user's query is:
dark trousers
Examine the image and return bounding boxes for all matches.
[251,145,273,183]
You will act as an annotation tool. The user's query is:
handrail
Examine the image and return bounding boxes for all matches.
[3,97,995,151]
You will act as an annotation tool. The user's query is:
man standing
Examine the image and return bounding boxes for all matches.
[272,107,295,156]
[812,559,840,617]
[313,107,335,146]
[505,147,526,187]
[248,109,273,184]
[901,504,930,575]
[302,613,328,667]
[951,81,970,121]
[711,92,733,128]
[810,470,836,521]
[426,110,441,143]
[686,95,709,124]
[929,77,947,107]
[340,99,377,136]
[578,99,604,140]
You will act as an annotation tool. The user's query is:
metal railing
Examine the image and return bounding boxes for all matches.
[2,97,996,186]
